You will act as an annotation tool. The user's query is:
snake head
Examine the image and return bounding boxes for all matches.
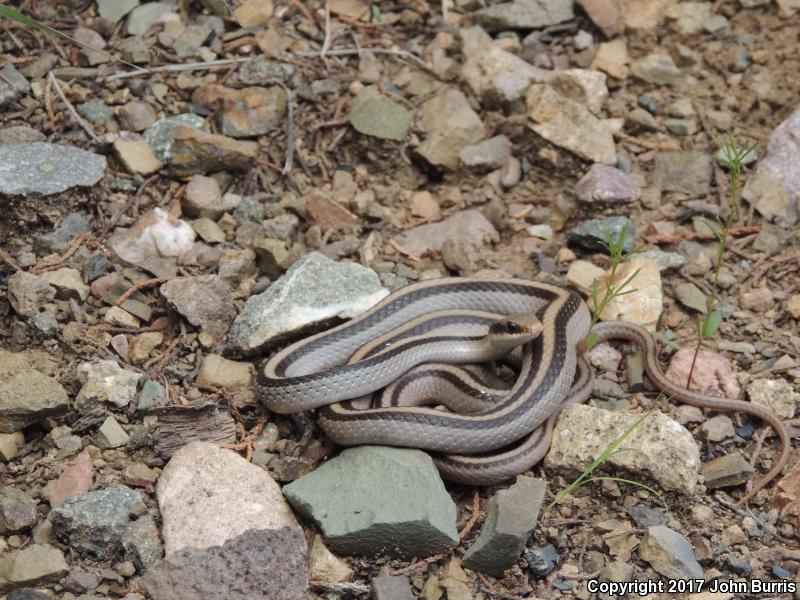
[488,314,543,353]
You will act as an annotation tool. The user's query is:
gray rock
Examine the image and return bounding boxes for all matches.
[238,57,295,86]
[372,575,414,600]
[97,416,130,449]
[283,446,459,558]
[463,476,547,576]
[576,164,640,204]
[228,252,388,356]
[349,86,412,141]
[20,52,58,79]
[665,118,697,136]
[75,360,142,411]
[702,452,754,489]
[747,378,799,419]
[742,171,797,226]
[98,0,139,23]
[220,86,288,138]
[393,209,499,257]
[30,311,59,340]
[35,213,92,254]
[0,487,38,534]
[172,23,212,58]
[527,84,616,165]
[441,235,480,274]
[727,555,752,575]
[652,151,711,196]
[545,404,700,496]
[599,561,633,583]
[0,143,106,196]
[50,485,151,561]
[674,282,708,313]
[630,249,687,271]
[126,2,176,35]
[459,135,512,171]
[144,114,205,162]
[759,105,800,206]
[6,589,54,600]
[416,88,485,170]
[631,52,681,85]
[64,568,99,594]
[474,0,573,30]
[0,350,69,433]
[40,267,89,301]
[460,27,545,105]
[525,544,558,577]
[122,514,163,570]
[566,216,634,253]
[0,545,68,594]
[627,505,668,528]
[7,271,55,317]
[699,415,735,442]
[640,526,704,579]
[143,528,308,600]
[118,100,157,132]
[137,379,167,411]
[0,126,46,145]
[0,65,30,108]
[77,99,114,125]
[160,275,236,343]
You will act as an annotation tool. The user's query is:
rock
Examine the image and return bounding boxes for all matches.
[128,332,164,364]
[640,526,704,579]
[195,354,253,391]
[77,98,114,125]
[526,84,616,165]
[545,404,700,495]
[740,287,774,312]
[219,86,287,138]
[283,446,458,557]
[460,27,545,105]
[459,136,512,171]
[416,88,485,170]
[545,68,609,115]
[306,189,360,232]
[758,105,800,209]
[157,442,299,554]
[64,568,100,594]
[160,275,236,343]
[576,164,639,204]
[40,268,90,302]
[7,271,55,317]
[474,0,573,29]
[702,452,754,490]
[665,118,697,136]
[124,514,164,570]
[674,282,708,313]
[126,2,176,35]
[108,208,196,278]
[631,52,681,85]
[0,65,29,108]
[593,258,662,331]
[143,528,308,600]
[526,544,558,577]
[137,379,167,411]
[183,175,224,219]
[652,151,711,197]
[599,560,634,584]
[627,506,668,528]
[700,415,735,442]
[567,215,634,253]
[372,575,414,600]
[0,487,37,534]
[192,218,226,244]
[349,86,412,141]
[747,378,799,419]
[665,1,710,34]
[0,545,68,594]
[441,235,481,274]
[50,486,160,565]
[0,351,69,433]
[113,138,162,175]
[577,0,622,36]
[168,126,258,175]
[0,142,106,196]
[228,252,388,355]
[46,451,93,508]
[308,535,353,583]
[462,476,547,576]
[410,191,441,221]
[144,114,205,162]
[393,209,499,257]
[124,462,160,487]
[76,360,142,410]
[591,39,629,79]
[665,349,740,399]
[565,260,605,294]
[0,125,46,145]
[742,172,797,225]
[97,416,130,449]
[118,100,157,131]
[35,213,92,254]
[0,432,23,462]
[233,0,274,26]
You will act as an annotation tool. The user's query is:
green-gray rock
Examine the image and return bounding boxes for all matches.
[126,2,176,36]
[283,446,458,558]
[349,86,411,141]
[474,0,574,30]
[98,0,139,22]
[0,143,107,197]
[143,113,204,162]
[0,350,69,433]
[0,544,68,593]
[702,452,754,489]
[674,282,708,313]
[97,416,130,449]
[640,525,704,580]
[566,216,634,253]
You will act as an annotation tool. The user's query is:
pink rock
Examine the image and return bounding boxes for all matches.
[47,451,93,508]
[665,348,741,400]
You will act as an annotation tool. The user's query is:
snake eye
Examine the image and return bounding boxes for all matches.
[505,321,521,335]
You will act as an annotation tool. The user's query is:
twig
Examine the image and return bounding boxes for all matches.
[459,490,481,540]
[644,225,761,245]
[289,0,316,22]
[478,586,523,600]
[292,47,434,73]
[105,57,251,81]
[265,79,294,175]
[47,71,100,143]
[320,0,332,61]
[151,336,180,377]
[388,239,420,261]
[0,248,21,271]
[747,427,770,468]
[115,277,168,306]
[310,581,370,595]
[393,553,445,575]
[613,130,678,152]
[31,232,89,273]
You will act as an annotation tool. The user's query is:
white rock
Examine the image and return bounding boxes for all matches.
[156,441,301,555]
[747,378,799,419]
[545,68,609,115]
[593,258,663,331]
[109,208,195,276]
[75,360,142,410]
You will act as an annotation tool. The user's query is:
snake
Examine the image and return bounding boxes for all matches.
[257,278,791,506]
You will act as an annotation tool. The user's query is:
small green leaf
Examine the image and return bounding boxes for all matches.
[585,331,598,350]
[701,309,722,339]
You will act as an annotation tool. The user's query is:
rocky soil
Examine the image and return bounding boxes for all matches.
[1,0,800,598]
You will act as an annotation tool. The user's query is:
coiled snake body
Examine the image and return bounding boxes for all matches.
[257,278,790,505]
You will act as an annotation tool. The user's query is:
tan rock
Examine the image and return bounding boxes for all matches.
[309,535,353,583]
[195,354,253,390]
[410,191,441,221]
[104,306,140,328]
[128,332,164,364]
[233,0,274,27]
[788,294,800,319]
[113,138,162,175]
[565,260,605,295]
[593,258,663,331]
[591,39,629,80]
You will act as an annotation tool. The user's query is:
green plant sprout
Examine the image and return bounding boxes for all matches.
[585,223,640,349]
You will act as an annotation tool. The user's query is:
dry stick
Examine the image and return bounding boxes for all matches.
[393,552,445,575]
[31,232,89,273]
[292,47,435,74]
[46,71,100,143]
[458,490,481,540]
[613,130,677,152]
[644,225,762,245]
[320,0,332,61]
[0,248,21,272]
[115,277,168,306]
[264,79,295,175]
[105,57,251,81]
